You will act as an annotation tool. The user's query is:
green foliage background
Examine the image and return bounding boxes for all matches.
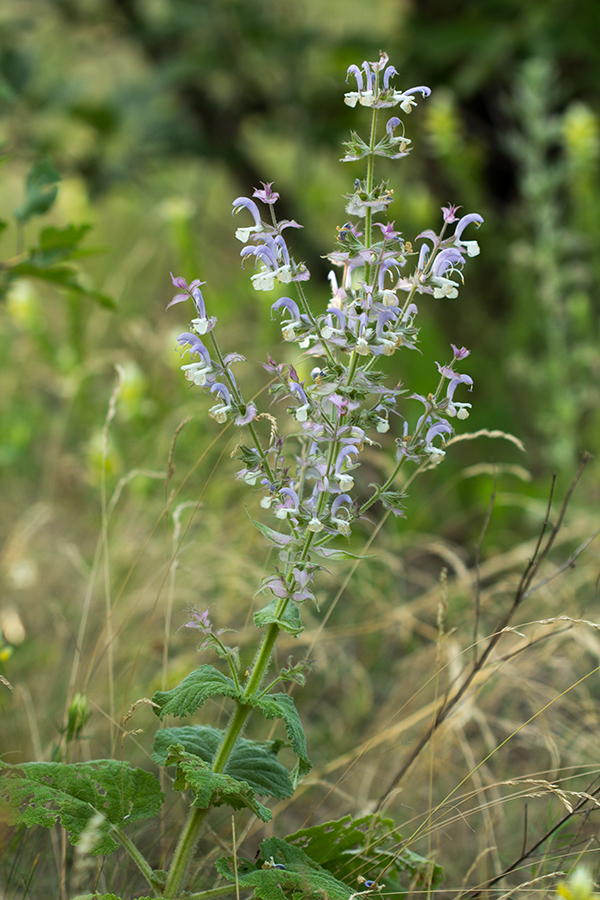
[1,1,600,897]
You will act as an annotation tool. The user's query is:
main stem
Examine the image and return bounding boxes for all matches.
[162,624,280,898]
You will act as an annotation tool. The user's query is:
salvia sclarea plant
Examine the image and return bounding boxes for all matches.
[0,52,482,900]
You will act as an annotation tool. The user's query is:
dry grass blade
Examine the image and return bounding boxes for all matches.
[374,455,594,810]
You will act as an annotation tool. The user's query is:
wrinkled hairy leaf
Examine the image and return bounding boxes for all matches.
[217,835,353,900]
[165,744,271,821]
[286,813,444,893]
[152,725,293,799]
[151,665,241,719]
[248,693,311,787]
[254,597,304,636]
[0,760,164,855]
[13,159,60,222]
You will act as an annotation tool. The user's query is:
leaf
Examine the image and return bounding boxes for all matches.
[9,262,115,309]
[35,223,93,264]
[165,744,271,821]
[216,836,354,900]
[152,725,293,799]
[245,507,293,546]
[14,159,61,222]
[249,693,311,787]
[312,546,373,560]
[69,894,155,900]
[254,598,304,636]
[286,813,444,893]
[0,760,164,855]
[151,665,242,719]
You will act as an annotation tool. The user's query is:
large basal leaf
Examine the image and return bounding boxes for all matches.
[286,813,444,893]
[249,692,311,787]
[253,598,304,636]
[216,836,353,900]
[0,760,164,856]
[165,744,271,822]
[152,725,293,799]
[151,665,241,719]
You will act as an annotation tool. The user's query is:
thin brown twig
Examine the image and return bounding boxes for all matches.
[374,454,592,811]
[458,779,600,899]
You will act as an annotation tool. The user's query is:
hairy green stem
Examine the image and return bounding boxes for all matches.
[185,888,237,900]
[163,807,209,898]
[115,828,162,895]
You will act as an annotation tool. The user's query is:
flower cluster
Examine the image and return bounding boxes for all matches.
[168,52,483,626]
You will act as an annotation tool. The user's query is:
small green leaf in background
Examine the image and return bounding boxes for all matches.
[254,597,304,636]
[151,664,241,719]
[152,725,294,799]
[164,744,271,821]
[216,835,354,900]
[34,223,93,264]
[13,159,61,222]
[8,261,115,308]
[249,692,311,787]
[0,760,164,855]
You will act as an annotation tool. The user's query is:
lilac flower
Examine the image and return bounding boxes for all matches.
[375,220,401,241]
[274,487,300,520]
[167,273,205,309]
[182,605,223,638]
[430,248,466,298]
[441,204,461,224]
[271,296,302,341]
[288,381,310,421]
[335,445,360,490]
[208,383,232,424]
[451,344,470,361]
[454,213,484,257]
[235,402,257,426]
[253,182,279,204]
[330,494,354,535]
[177,333,214,386]
[422,419,452,464]
[241,234,309,291]
[232,197,264,242]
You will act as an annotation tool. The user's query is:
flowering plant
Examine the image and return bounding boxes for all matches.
[0,51,482,900]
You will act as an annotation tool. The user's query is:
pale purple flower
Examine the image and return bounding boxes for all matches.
[167,274,206,310]
[253,182,279,204]
[235,402,257,426]
[441,204,461,224]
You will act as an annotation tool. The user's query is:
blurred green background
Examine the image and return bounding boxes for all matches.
[1,0,600,895]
